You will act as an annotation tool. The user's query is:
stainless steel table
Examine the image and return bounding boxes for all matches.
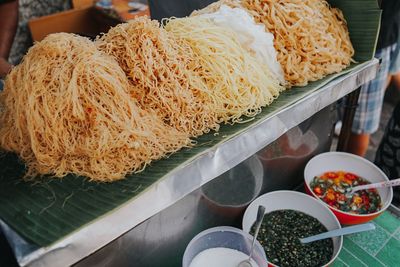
[0,59,379,267]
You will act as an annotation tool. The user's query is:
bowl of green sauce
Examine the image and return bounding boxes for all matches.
[242,190,342,267]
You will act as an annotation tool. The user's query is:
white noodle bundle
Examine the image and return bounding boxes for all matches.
[196,5,285,85]
[97,17,220,137]
[0,33,189,182]
[164,16,284,123]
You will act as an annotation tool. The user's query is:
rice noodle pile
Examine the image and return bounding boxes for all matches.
[0,33,189,182]
[241,0,355,87]
[164,16,284,123]
[96,17,219,137]
[196,4,285,85]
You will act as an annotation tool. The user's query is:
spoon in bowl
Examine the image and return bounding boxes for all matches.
[238,205,266,267]
[300,223,375,244]
[345,178,400,196]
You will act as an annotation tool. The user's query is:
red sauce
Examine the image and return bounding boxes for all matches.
[310,171,382,214]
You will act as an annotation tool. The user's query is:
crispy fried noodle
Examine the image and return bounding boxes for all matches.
[97,17,220,137]
[0,0,355,182]
[0,33,189,182]
[241,0,354,86]
[164,16,284,123]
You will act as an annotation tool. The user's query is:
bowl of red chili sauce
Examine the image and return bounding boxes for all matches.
[304,152,393,225]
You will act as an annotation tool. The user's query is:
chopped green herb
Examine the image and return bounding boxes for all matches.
[251,209,333,267]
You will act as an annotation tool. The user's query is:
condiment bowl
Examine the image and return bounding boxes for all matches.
[182,226,267,267]
[242,190,342,267]
[200,155,264,218]
[304,152,393,225]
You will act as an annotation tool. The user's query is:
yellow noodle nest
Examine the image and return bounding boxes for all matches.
[242,0,354,87]
[96,17,220,137]
[164,16,284,123]
[0,33,189,182]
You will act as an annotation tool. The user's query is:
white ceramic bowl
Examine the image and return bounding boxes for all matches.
[242,190,342,267]
[304,152,393,224]
[182,226,267,267]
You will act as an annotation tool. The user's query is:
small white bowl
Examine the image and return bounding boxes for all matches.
[242,190,342,267]
[182,226,267,267]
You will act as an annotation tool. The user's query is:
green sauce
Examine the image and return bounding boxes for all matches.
[251,209,333,267]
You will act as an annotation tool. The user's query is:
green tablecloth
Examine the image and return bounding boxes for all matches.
[334,210,400,267]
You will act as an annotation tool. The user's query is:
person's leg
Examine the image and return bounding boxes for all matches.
[348,46,393,156]
[347,133,370,156]
[391,71,400,89]
[388,36,400,89]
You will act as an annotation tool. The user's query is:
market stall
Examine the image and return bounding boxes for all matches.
[0,0,391,267]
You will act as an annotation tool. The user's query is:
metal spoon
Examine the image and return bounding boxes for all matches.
[238,205,266,267]
[300,223,375,244]
[346,178,400,196]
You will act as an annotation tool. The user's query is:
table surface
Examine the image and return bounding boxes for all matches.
[334,210,400,267]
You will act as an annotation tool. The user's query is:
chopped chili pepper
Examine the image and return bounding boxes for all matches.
[313,186,323,195]
[310,171,382,214]
[362,195,370,205]
[326,192,335,201]
[345,173,357,180]
[353,196,362,204]
[337,194,346,202]
[343,178,352,184]
[325,172,338,179]
[327,200,336,207]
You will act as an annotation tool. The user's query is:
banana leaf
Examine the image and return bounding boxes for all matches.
[0,0,381,248]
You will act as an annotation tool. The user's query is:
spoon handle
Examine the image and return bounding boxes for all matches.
[351,178,400,193]
[300,223,375,244]
[249,205,266,260]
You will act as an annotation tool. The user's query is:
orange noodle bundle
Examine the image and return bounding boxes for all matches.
[96,17,219,137]
[241,0,355,87]
[0,33,189,182]
[164,16,284,123]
